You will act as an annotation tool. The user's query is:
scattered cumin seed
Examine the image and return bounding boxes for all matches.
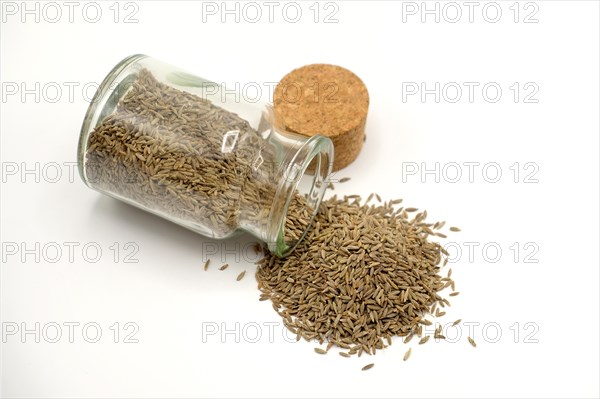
[203,259,210,271]
[449,227,461,232]
[449,292,459,297]
[339,352,351,358]
[314,348,327,355]
[339,177,351,183]
[419,336,430,345]
[219,264,229,271]
[403,348,412,361]
[361,363,374,371]
[452,319,462,326]
[236,271,246,281]
[468,337,477,347]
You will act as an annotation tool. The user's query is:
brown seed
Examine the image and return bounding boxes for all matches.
[452,319,462,326]
[314,348,327,355]
[403,348,412,361]
[255,193,461,357]
[449,292,459,297]
[236,271,246,281]
[405,207,418,212]
[339,352,351,358]
[449,227,461,232]
[219,264,229,271]
[203,259,210,271]
[468,337,477,347]
[339,177,351,183]
[361,363,374,371]
[418,336,430,345]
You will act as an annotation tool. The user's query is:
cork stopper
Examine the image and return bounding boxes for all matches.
[273,64,369,171]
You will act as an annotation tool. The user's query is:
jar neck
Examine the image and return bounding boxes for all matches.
[238,116,333,257]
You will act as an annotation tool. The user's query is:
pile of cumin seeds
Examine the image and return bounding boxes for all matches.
[85,68,309,246]
[256,194,457,356]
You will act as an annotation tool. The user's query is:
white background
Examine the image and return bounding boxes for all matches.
[1,1,599,398]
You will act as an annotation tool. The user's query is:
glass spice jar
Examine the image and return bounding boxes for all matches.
[77,54,333,257]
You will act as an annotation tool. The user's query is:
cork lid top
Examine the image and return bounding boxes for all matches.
[273,64,369,138]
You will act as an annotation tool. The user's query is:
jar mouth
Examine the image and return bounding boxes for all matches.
[268,134,334,257]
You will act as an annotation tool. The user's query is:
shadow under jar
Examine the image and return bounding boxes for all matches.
[78,55,333,257]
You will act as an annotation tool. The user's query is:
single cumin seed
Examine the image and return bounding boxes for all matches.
[468,337,477,347]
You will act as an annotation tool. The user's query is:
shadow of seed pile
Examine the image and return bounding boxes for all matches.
[256,195,458,357]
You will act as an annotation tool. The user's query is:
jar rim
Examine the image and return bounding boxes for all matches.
[267,133,334,257]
